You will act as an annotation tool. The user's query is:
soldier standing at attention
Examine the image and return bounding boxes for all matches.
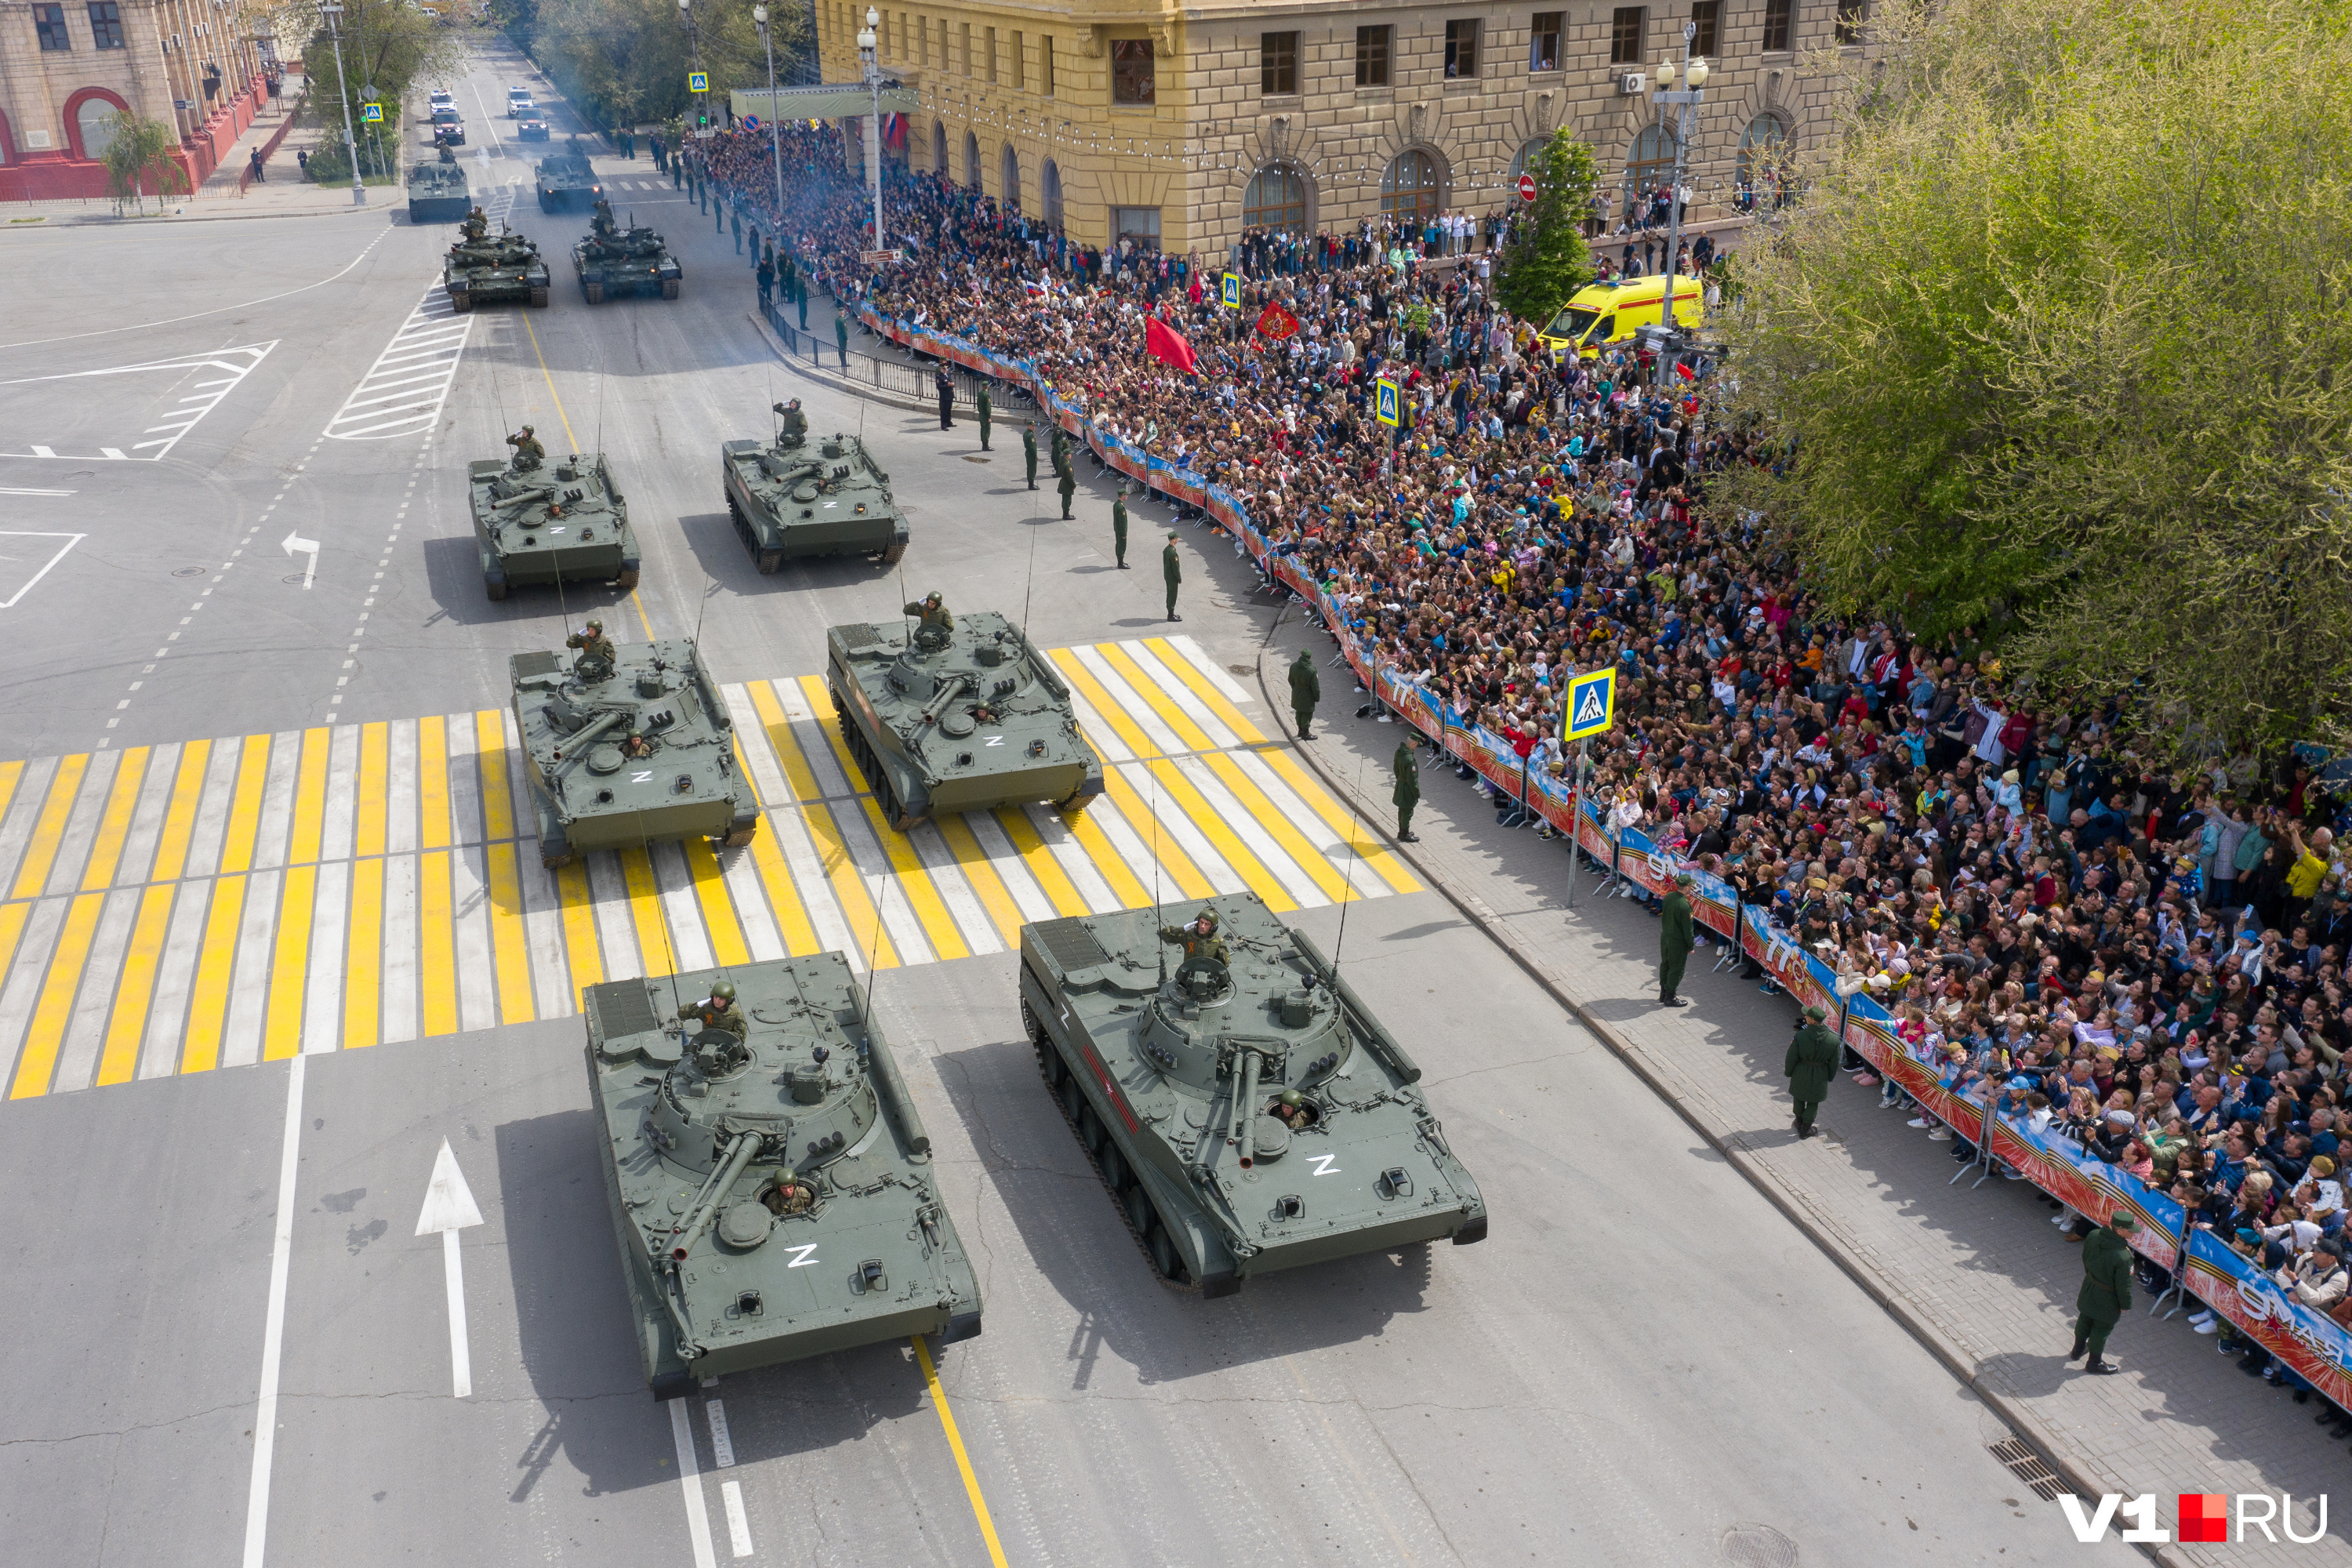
[2071,1210,2137,1374]
[756,250,775,310]
[1051,428,1073,483]
[678,978,746,1038]
[1288,650,1320,739]
[935,365,955,431]
[1163,531,1182,622]
[836,313,851,369]
[1392,741,1420,841]
[1022,424,1038,490]
[975,383,992,451]
[1111,485,1129,568]
[1057,458,1078,521]
[1658,870,1694,1007]
[1784,1004,1838,1139]
[506,425,544,470]
[730,207,741,253]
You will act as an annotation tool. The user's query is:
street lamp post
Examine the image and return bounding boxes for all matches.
[754,4,782,212]
[857,5,882,250]
[318,2,365,205]
[1650,24,1708,344]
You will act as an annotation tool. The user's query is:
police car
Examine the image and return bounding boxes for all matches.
[507,87,535,118]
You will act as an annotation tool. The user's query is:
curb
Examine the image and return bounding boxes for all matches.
[1251,649,2185,1568]
[27,198,393,228]
[747,310,935,416]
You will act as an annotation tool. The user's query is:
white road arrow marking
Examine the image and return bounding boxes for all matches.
[281,529,320,590]
[415,1138,485,1397]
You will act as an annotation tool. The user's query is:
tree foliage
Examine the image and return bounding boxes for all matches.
[301,0,461,178]
[523,0,811,132]
[97,113,187,213]
[1495,129,1598,325]
[1722,0,2352,759]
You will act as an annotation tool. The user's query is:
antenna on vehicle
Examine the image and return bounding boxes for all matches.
[1149,765,1167,990]
[1327,748,1370,981]
[641,815,688,1021]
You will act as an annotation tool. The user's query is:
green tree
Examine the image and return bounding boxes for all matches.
[96,114,188,215]
[1494,129,1598,326]
[1722,0,2352,759]
[303,0,461,179]
[532,0,809,136]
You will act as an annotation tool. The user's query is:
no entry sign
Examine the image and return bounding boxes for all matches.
[1517,172,1537,202]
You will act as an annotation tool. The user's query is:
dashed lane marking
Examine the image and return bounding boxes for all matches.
[0,343,278,462]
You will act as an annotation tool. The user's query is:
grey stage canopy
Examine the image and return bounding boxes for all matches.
[730,82,922,122]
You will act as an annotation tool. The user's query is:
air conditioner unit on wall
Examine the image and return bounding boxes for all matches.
[1619,72,1646,95]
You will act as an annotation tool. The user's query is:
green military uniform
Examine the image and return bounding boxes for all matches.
[506,426,545,470]
[1160,915,1231,969]
[565,621,615,678]
[903,595,954,633]
[976,384,992,451]
[1392,742,1420,841]
[1163,532,1181,622]
[1658,873,1694,1005]
[2072,1214,2137,1370]
[1051,430,1073,481]
[1112,489,1129,567]
[835,314,850,368]
[1022,425,1038,490]
[774,400,807,446]
[1784,1004,1839,1138]
[1288,651,1319,740]
[731,208,742,253]
[461,206,488,241]
[679,995,747,1040]
[1057,466,1077,521]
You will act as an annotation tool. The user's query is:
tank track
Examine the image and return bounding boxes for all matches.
[833,691,919,830]
[1023,1000,1196,1293]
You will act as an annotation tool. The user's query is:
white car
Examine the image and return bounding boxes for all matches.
[507,88,535,118]
[429,89,455,111]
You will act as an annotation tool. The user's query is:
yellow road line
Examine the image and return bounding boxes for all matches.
[1058,801,1152,910]
[520,305,643,641]
[912,1336,1011,1568]
[10,752,89,898]
[1141,637,1265,742]
[262,865,318,1060]
[555,860,604,992]
[746,679,823,802]
[180,877,243,1073]
[96,884,176,1087]
[288,727,332,866]
[475,710,517,840]
[1101,766,1214,902]
[742,813,821,956]
[682,838,750,967]
[1142,757,1296,912]
[354,721,390,858]
[1254,750,1423,895]
[419,851,459,1036]
[993,806,1089,916]
[1048,650,1159,758]
[618,848,677,977]
[79,746,150,891]
[9,891,105,1098]
[932,814,1029,946]
[418,717,451,851]
[343,856,384,1049]
[218,734,272,874]
[483,842,536,1025]
[800,803,898,970]
[149,738,211,884]
[853,798,968,961]
[1200,753,1356,905]
[1098,642,1214,753]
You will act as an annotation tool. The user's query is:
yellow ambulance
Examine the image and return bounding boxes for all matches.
[1540,274,1704,358]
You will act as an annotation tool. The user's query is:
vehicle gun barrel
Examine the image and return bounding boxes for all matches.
[493,485,556,510]
[917,673,971,731]
[667,1129,761,1264]
[1232,1045,1262,1167]
[552,710,630,777]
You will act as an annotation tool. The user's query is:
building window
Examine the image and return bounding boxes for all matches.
[34,4,71,49]
[1610,6,1646,65]
[1356,25,1391,87]
[1261,31,1297,96]
[1509,137,1551,182]
[1835,0,1867,44]
[1443,20,1479,78]
[1111,206,1160,249]
[964,129,979,190]
[1001,143,1019,205]
[76,96,124,156]
[87,0,125,49]
[1243,164,1308,231]
[1623,121,1675,210]
[1112,38,1154,105]
[1690,0,1719,56]
[1011,31,1022,91]
[1043,34,1054,96]
[916,13,927,65]
[1041,159,1062,228]
[1737,112,1793,209]
[1762,0,1792,52]
[985,27,996,82]
[932,118,946,171]
[960,21,971,74]
[1529,12,1562,73]
[1381,150,1441,222]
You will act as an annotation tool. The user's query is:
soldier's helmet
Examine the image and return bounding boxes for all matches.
[776,1167,797,1189]
[627,731,644,743]
[583,619,603,633]
[1194,909,1219,932]
[521,423,535,435]
[1279,1089,1303,1108]
[924,592,942,607]
[710,979,737,1003]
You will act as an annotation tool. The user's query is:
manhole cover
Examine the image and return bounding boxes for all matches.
[1228,664,1251,677]
[961,455,990,463]
[282,574,307,584]
[1721,1523,1798,1567]
[172,565,205,577]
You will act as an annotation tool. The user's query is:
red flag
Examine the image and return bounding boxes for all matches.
[1254,303,1300,341]
[1145,316,1196,374]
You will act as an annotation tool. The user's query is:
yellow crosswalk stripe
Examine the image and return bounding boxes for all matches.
[554,860,604,992]
[289,728,332,866]
[683,838,751,967]
[1099,766,1214,902]
[0,760,24,851]
[1059,802,1152,910]
[96,884,175,1087]
[854,797,969,961]
[799,803,899,970]
[475,711,517,840]
[742,815,822,956]
[993,807,1089,916]
[218,735,271,875]
[263,866,319,1060]
[344,857,385,1048]
[1200,753,1356,904]
[796,674,866,787]
[484,842,537,1024]
[931,814,1030,946]
[12,753,89,899]
[180,877,242,1073]
[355,723,390,858]
[80,747,151,891]
[1142,637,1265,742]
[419,717,451,850]
[1140,757,1297,912]
[1097,642,1215,753]
[419,851,459,1036]
[746,679,824,803]
[150,739,212,884]
[1047,650,1160,758]
[9,891,104,1097]
[1253,750,1423,895]
[617,848,676,978]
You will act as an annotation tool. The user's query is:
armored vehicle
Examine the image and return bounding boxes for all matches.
[406,161,470,223]
[574,201,681,303]
[445,223,550,310]
[585,953,983,1399]
[536,144,603,212]
[468,448,640,598]
[724,426,907,572]
[826,607,1101,829]
[510,635,759,866]
[1019,896,1486,1297]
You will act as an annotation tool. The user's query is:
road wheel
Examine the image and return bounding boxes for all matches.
[529,285,550,307]
[1036,1040,1064,1087]
[584,281,604,304]
[614,566,639,590]
[1124,1185,1155,1236]
[1099,1145,1127,1192]
[1076,1104,1105,1153]
[1059,1076,1085,1123]
[879,539,907,565]
[757,550,782,574]
[1147,1220,1186,1284]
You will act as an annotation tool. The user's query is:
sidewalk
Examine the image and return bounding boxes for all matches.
[1258,650,2349,1568]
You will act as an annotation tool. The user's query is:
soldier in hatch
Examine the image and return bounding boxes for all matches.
[461,205,488,241]
[506,423,544,470]
[773,397,808,446]
[565,618,615,678]
[678,978,746,1040]
[1159,908,1230,968]
[766,1169,815,1215]
[621,731,653,760]
[1271,1089,1313,1130]
[903,593,953,632]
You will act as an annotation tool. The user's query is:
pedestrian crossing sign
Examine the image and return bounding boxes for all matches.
[360,103,382,122]
[688,71,710,93]
[1564,667,1616,741]
[1375,379,1400,428]
[1221,272,1240,309]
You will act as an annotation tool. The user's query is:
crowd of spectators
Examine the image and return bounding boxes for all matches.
[685,124,2352,1411]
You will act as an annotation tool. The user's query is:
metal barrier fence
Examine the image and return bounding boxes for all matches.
[760,298,1031,416]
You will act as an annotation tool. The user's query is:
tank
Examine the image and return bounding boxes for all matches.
[583,953,983,1399]
[445,223,550,311]
[510,636,760,867]
[724,427,908,572]
[573,204,681,303]
[405,161,470,223]
[467,449,641,599]
[536,145,603,212]
[1018,895,1487,1297]
[826,608,1102,829]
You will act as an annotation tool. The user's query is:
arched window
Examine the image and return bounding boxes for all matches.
[66,89,131,162]
[931,119,947,175]
[1000,143,1020,210]
[1621,121,1676,212]
[1242,164,1308,232]
[964,129,980,191]
[1380,149,1441,223]
[0,109,16,166]
[1509,137,1552,183]
[1737,113,1792,210]
[1040,159,1063,231]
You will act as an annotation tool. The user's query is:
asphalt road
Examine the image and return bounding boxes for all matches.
[0,38,2132,1568]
